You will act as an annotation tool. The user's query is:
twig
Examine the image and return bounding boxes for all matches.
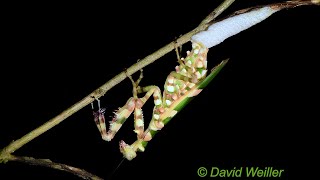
[7,155,103,180]
[223,0,319,18]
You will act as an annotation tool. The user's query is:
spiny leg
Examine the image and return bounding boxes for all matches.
[117,69,146,160]
[105,69,145,141]
[91,99,108,141]
[104,70,141,141]
[106,97,135,141]
[138,85,165,135]
[126,69,145,138]
[130,70,167,136]
[174,38,184,66]
[133,84,168,139]
[91,101,101,133]
[119,85,165,160]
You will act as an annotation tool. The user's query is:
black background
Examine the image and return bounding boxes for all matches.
[1,1,319,179]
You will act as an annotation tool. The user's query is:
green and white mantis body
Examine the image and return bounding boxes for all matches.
[92,3,315,160]
[92,41,228,160]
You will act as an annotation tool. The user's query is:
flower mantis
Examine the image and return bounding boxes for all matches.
[91,3,305,161]
[92,41,228,160]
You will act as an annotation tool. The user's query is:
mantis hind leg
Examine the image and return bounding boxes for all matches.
[119,84,165,160]
[174,38,184,66]
[103,70,144,141]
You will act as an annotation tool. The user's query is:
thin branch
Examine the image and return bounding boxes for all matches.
[7,155,103,180]
[227,0,318,16]
[0,0,235,157]
[199,0,235,26]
